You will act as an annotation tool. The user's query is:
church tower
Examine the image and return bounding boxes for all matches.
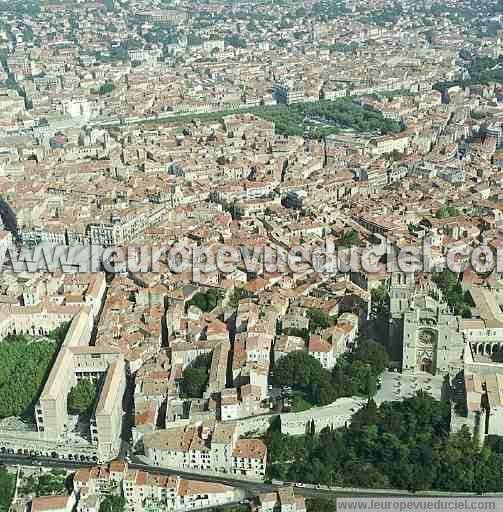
[389,271,416,350]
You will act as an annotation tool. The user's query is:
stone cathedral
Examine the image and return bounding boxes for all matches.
[389,271,465,376]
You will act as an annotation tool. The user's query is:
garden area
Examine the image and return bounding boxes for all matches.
[133,98,404,141]
[186,288,223,313]
[273,338,389,408]
[180,353,213,398]
[68,379,99,418]
[251,98,404,139]
[0,330,66,420]
[19,468,69,497]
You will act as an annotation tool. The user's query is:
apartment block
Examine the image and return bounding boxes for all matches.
[144,422,267,480]
[74,460,242,512]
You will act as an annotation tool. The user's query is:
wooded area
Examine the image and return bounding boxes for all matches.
[266,394,503,492]
[0,335,58,419]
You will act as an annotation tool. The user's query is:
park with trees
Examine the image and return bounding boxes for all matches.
[273,338,389,408]
[186,288,223,313]
[97,81,115,95]
[148,98,402,140]
[0,335,58,420]
[265,392,503,492]
[252,98,403,139]
[435,206,460,219]
[434,54,503,94]
[133,96,404,143]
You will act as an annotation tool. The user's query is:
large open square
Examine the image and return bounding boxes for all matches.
[374,371,445,405]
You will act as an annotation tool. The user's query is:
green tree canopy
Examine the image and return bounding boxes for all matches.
[340,229,359,247]
[100,495,126,512]
[187,288,222,312]
[264,394,497,492]
[0,336,57,419]
[370,283,389,334]
[354,339,390,376]
[274,350,339,405]
[35,469,68,496]
[98,81,115,95]
[275,338,389,406]
[224,34,247,48]
[68,380,98,416]
[273,351,325,391]
[307,308,334,332]
[435,206,460,219]
[433,270,472,318]
[181,353,212,398]
[0,466,15,512]
[306,499,337,512]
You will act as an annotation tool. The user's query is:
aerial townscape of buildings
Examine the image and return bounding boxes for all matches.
[1,0,503,510]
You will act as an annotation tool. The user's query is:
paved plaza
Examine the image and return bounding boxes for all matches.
[374,371,445,405]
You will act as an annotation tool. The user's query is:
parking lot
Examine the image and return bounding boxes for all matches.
[266,372,446,416]
[374,371,444,405]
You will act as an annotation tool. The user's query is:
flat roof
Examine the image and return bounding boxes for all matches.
[470,287,503,329]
